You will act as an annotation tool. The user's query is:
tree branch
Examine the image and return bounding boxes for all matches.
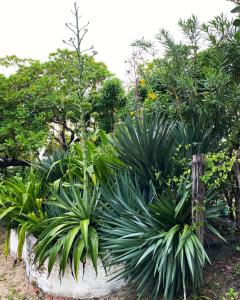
[0,158,30,168]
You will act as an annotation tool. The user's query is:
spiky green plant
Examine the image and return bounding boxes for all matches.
[35,151,71,184]
[113,113,176,191]
[34,184,100,279]
[35,130,115,189]
[173,119,221,158]
[100,175,211,300]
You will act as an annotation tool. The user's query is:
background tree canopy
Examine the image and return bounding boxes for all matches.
[0,50,126,169]
[127,14,240,151]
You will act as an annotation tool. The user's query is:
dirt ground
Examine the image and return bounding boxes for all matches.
[0,227,42,300]
[0,227,131,300]
[1,226,240,300]
[193,241,240,299]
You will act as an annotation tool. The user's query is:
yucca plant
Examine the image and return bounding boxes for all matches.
[0,171,45,258]
[113,113,222,192]
[113,113,176,191]
[100,175,211,300]
[34,183,100,279]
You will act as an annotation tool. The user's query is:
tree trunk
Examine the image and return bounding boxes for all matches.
[233,152,240,229]
[0,158,30,168]
[192,154,205,244]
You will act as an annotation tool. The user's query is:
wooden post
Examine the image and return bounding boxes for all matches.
[192,154,205,244]
[233,151,240,229]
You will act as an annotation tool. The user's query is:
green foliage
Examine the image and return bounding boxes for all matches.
[100,175,209,300]
[113,112,218,193]
[0,49,112,163]
[34,184,100,278]
[128,14,240,150]
[174,120,220,157]
[1,6,239,299]
[202,152,236,188]
[93,78,127,132]
[30,129,114,277]
[113,113,176,191]
[0,171,45,258]
[231,0,240,28]
[34,130,116,188]
[222,288,239,300]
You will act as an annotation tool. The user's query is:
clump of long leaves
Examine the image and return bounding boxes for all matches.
[113,113,218,193]
[113,113,176,191]
[100,175,210,300]
[34,184,100,279]
[35,150,71,184]
[0,171,45,258]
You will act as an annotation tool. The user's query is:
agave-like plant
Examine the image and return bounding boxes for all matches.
[100,175,211,300]
[34,183,100,279]
[113,113,222,192]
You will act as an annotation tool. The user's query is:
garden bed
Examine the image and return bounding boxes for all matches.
[6,229,125,299]
[1,226,240,299]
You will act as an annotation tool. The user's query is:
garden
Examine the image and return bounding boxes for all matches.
[1,1,240,299]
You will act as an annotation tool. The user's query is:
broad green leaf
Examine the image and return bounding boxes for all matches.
[18,223,27,260]
[89,227,99,273]
[73,239,85,280]
[80,219,90,250]
[4,227,11,257]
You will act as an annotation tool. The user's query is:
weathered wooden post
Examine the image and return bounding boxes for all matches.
[192,154,205,244]
[233,151,240,229]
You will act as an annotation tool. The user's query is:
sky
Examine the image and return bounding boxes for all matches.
[0,0,234,79]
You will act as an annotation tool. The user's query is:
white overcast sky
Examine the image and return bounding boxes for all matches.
[0,0,234,79]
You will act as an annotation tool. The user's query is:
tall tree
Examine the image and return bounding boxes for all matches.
[129,14,240,150]
[93,78,126,132]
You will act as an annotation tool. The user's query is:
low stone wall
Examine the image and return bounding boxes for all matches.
[10,229,125,299]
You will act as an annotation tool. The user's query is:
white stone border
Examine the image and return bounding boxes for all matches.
[10,229,125,298]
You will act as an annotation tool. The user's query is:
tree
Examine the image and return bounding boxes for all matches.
[93,78,126,132]
[0,62,49,169]
[0,49,111,170]
[129,14,240,150]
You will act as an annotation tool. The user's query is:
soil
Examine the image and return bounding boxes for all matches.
[192,240,240,299]
[0,227,132,300]
[1,226,240,300]
[0,227,40,300]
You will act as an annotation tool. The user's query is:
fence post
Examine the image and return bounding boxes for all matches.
[192,154,205,244]
[233,151,240,229]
